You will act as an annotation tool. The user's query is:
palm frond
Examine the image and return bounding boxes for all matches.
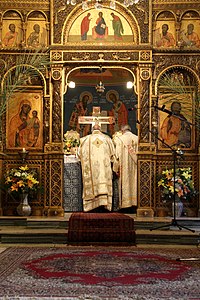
[158,73,200,130]
[0,48,50,121]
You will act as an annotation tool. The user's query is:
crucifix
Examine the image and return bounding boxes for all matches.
[78,106,115,133]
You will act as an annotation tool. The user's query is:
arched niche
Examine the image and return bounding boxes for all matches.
[179,10,200,49]
[2,65,46,151]
[155,66,199,151]
[1,10,22,48]
[153,11,176,48]
[63,67,138,137]
[26,11,48,48]
[62,4,139,45]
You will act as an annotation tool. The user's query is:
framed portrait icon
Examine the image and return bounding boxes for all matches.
[6,91,43,150]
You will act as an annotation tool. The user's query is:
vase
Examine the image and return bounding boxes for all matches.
[17,193,31,216]
[70,147,77,155]
[172,199,183,218]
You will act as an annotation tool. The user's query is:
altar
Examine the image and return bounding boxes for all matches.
[63,154,119,212]
[63,155,83,212]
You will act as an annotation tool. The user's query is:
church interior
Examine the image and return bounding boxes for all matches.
[0,1,200,296]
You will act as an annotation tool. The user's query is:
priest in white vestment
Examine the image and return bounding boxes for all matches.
[78,124,116,212]
[113,124,138,209]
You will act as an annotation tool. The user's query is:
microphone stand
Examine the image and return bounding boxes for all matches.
[143,123,195,233]
[148,108,199,261]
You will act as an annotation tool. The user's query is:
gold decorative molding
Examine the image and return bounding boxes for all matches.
[140,50,152,61]
[0,0,49,9]
[60,51,142,63]
[51,68,62,80]
[44,143,63,153]
[140,68,151,80]
[153,0,199,3]
[51,51,63,61]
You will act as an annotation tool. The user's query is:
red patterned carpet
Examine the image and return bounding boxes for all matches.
[0,246,200,299]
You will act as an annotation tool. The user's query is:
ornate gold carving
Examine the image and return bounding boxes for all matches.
[51,51,62,61]
[62,51,140,62]
[137,208,154,217]
[44,143,63,153]
[112,53,131,60]
[49,159,63,207]
[52,79,62,142]
[0,141,3,152]
[54,3,67,25]
[139,79,150,143]
[140,51,151,61]
[52,68,62,80]
[138,160,152,208]
[98,53,104,61]
[71,53,91,61]
[140,68,151,80]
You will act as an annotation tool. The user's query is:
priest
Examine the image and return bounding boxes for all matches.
[78,123,116,212]
[113,124,138,209]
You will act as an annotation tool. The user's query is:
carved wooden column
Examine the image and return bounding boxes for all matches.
[137,64,155,218]
[43,66,64,217]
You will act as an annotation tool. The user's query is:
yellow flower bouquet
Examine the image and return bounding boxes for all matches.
[4,165,39,195]
[158,167,196,201]
[63,130,80,154]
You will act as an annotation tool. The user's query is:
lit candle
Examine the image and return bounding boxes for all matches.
[22,148,26,153]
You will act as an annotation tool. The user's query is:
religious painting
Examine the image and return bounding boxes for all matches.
[158,92,194,150]
[68,91,93,137]
[26,12,47,48]
[154,21,176,48]
[179,20,200,49]
[154,11,176,48]
[64,88,137,137]
[67,8,134,44]
[1,11,22,48]
[106,90,128,136]
[6,91,43,150]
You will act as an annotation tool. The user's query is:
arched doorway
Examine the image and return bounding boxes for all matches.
[63,67,138,137]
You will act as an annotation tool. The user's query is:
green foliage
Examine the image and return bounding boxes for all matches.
[0,48,50,131]
[158,167,197,201]
[4,165,39,196]
[158,73,200,130]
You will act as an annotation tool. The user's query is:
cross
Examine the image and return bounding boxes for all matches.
[78,106,115,132]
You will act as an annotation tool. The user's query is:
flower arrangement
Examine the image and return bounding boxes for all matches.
[63,130,80,154]
[4,165,39,195]
[158,167,196,201]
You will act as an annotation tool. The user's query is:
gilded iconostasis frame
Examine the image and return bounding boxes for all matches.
[0,0,199,217]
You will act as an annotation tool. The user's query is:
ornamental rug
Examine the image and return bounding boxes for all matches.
[0,247,200,300]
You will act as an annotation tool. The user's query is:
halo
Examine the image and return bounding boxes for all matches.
[106,90,119,103]
[19,99,32,109]
[79,91,93,104]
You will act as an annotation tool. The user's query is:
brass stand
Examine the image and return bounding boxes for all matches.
[18,150,29,164]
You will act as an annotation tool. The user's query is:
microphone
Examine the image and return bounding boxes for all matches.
[153,105,193,125]
[153,105,173,115]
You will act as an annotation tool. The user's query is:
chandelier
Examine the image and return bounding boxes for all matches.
[95,81,105,93]
[67,0,140,10]
[95,65,105,94]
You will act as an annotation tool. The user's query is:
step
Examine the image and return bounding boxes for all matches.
[0,227,68,244]
[135,229,200,246]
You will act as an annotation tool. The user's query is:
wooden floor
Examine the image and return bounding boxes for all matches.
[0,213,200,246]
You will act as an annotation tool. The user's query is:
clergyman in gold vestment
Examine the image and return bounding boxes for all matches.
[113,124,138,209]
[78,124,116,212]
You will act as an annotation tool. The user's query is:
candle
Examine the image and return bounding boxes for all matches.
[22,148,26,153]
